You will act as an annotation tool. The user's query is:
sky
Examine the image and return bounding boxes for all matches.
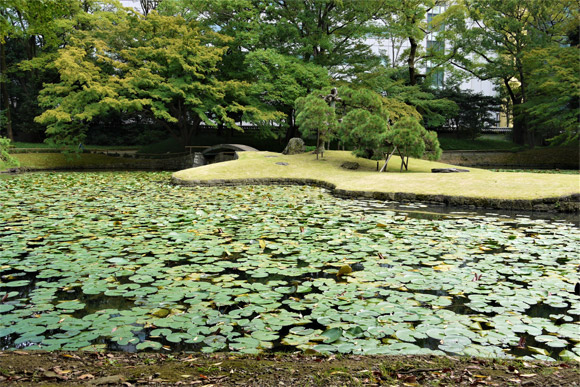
[120,0,140,11]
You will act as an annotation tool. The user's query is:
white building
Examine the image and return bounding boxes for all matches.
[368,4,506,128]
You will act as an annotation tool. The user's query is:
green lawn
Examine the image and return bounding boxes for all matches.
[173,151,580,200]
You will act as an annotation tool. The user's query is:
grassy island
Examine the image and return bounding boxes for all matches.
[172,151,579,201]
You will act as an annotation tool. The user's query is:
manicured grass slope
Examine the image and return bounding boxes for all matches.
[173,151,580,200]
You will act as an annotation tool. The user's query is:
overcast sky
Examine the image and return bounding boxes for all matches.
[120,0,140,10]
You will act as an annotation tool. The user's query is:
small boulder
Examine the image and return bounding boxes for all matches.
[192,152,207,167]
[0,167,19,174]
[341,161,359,170]
[276,162,289,166]
[282,138,305,155]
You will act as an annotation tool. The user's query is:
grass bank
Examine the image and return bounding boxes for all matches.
[173,151,579,201]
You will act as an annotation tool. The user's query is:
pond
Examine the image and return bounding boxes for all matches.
[0,172,578,361]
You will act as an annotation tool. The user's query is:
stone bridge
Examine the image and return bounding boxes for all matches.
[201,144,258,156]
[192,144,258,167]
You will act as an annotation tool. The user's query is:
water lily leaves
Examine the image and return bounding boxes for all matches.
[439,335,471,353]
[203,335,227,351]
[136,341,162,351]
[321,328,342,343]
[367,326,395,338]
[166,332,191,343]
[426,328,446,340]
[150,328,172,338]
[395,328,427,343]
[55,300,85,310]
[251,331,279,341]
[312,344,337,354]
[527,346,550,356]
[560,349,580,362]
[0,173,578,359]
[229,337,261,354]
[0,304,15,313]
[535,335,569,348]
[2,280,30,287]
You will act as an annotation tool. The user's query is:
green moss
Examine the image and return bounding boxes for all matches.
[173,151,579,200]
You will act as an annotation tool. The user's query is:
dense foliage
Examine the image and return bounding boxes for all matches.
[434,87,502,138]
[0,136,18,168]
[0,0,577,148]
[445,0,579,145]
[296,86,440,169]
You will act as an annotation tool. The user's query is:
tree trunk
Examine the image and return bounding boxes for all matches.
[512,100,528,146]
[181,117,201,147]
[0,42,13,141]
[284,110,297,142]
[408,37,418,86]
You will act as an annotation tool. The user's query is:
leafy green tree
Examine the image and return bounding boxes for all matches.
[0,0,89,141]
[164,0,390,79]
[258,0,390,78]
[244,49,330,140]
[355,66,457,129]
[521,44,579,145]
[377,0,450,86]
[35,9,257,147]
[295,94,338,157]
[339,109,390,160]
[387,116,441,170]
[434,87,501,138]
[158,0,392,142]
[446,0,577,145]
[296,85,441,170]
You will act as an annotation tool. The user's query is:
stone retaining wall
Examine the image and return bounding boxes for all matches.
[440,149,579,169]
[171,176,580,213]
[12,155,196,172]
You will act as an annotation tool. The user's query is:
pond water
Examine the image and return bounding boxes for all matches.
[0,172,578,361]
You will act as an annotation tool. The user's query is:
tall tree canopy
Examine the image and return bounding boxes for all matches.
[35,8,267,146]
[162,0,391,78]
[377,0,450,86]
[2,0,576,150]
[244,49,330,139]
[521,37,579,145]
[446,0,578,145]
[0,0,95,140]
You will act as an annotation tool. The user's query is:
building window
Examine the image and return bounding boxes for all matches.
[427,12,445,32]
[427,40,444,54]
[427,67,444,87]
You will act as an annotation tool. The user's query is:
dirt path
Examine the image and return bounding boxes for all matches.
[0,352,577,386]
